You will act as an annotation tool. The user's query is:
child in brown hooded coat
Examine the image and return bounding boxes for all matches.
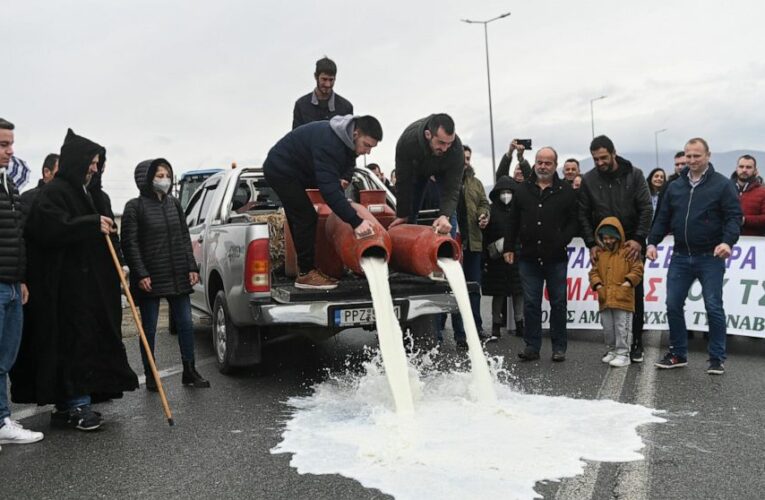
[588,217,644,367]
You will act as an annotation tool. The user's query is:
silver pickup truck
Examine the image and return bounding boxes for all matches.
[183,166,463,373]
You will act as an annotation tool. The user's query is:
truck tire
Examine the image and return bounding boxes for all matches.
[212,291,239,374]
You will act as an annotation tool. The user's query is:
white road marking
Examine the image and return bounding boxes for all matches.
[555,333,662,500]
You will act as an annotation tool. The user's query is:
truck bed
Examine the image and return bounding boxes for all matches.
[270,272,477,303]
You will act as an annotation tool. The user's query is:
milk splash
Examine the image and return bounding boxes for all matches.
[437,257,496,403]
[360,257,415,414]
[273,351,665,500]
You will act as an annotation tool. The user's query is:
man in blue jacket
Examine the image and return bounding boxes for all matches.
[264,115,382,289]
[647,137,742,375]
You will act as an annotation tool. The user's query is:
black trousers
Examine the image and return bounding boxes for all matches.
[264,170,316,274]
[632,278,645,349]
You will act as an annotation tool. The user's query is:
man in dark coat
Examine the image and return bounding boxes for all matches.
[388,114,463,235]
[0,118,44,445]
[264,115,382,289]
[503,147,579,362]
[19,153,58,215]
[292,57,354,130]
[648,138,741,375]
[482,175,524,339]
[578,135,652,363]
[11,129,138,431]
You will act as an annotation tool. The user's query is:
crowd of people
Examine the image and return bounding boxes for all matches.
[0,55,760,452]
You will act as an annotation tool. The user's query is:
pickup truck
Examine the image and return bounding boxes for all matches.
[184,165,464,373]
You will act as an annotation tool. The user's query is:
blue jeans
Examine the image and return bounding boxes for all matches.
[0,282,23,421]
[666,253,726,361]
[451,249,484,340]
[518,259,568,353]
[138,294,196,373]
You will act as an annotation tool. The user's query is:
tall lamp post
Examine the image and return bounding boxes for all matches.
[461,12,511,180]
[654,128,668,168]
[590,95,607,138]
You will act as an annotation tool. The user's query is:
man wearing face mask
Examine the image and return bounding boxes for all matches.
[120,159,209,391]
[12,129,138,432]
[482,175,524,340]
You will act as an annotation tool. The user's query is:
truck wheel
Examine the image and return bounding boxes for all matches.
[212,291,239,374]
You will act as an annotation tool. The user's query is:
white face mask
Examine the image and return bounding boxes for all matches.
[153,178,172,193]
[499,192,513,205]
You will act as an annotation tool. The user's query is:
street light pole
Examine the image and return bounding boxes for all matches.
[654,128,668,168]
[462,12,511,180]
[590,95,607,138]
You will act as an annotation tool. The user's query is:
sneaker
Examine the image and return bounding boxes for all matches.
[51,405,103,431]
[295,269,339,290]
[655,352,688,369]
[0,418,44,444]
[518,348,540,361]
[491,324,502,339]
[707,359,725,375]
[316,269,339,283]
[609,354,631,368]
[551,351,566,362]
[602,351,617,363]
[630,346,644,363]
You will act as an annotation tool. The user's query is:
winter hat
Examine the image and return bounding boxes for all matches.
[598,225,621,240]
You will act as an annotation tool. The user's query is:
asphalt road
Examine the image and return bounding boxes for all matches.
[3,301,765,499]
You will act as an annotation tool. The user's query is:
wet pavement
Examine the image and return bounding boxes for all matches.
[3,301,765,499]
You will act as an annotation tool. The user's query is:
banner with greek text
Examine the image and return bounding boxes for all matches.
[539,236,765,338]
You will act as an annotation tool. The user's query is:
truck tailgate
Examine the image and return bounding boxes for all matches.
[270,272,478,303]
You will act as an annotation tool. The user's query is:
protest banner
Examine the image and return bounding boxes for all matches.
[538,236,765,338]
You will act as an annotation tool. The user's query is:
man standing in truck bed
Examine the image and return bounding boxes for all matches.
[292,57,354,130]
[263,115,382,290]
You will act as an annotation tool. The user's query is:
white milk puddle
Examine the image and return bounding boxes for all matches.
[273,352,665,499]
[272,256,665,499]
[438,257,496,403]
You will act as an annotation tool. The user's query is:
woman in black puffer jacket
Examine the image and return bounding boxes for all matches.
[121,159,209,390]
[482,175,524,339]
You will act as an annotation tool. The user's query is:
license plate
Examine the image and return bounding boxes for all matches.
[333,305,402,327]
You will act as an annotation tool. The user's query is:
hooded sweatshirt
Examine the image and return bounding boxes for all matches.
[588,217,644,312]
[264,115,362,228]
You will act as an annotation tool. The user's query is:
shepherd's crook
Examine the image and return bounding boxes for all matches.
[105,235,175,426]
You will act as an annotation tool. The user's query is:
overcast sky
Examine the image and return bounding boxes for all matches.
[6,0,765,209]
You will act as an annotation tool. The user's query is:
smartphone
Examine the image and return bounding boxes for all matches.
[516,139,532,150]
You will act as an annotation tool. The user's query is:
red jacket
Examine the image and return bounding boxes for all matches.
[739,180,765,236]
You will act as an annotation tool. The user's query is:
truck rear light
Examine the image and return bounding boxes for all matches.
[245,239,270,293]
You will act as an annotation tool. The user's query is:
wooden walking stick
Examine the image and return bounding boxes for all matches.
[105,235,175,426]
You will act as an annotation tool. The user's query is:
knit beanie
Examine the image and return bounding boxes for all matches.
[598,225,621,240]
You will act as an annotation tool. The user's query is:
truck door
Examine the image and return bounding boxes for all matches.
[185,187,211,312]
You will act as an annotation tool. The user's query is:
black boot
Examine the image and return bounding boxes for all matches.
[515,320,525,338]
[182,361,211,388]
[145,374,158,392]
